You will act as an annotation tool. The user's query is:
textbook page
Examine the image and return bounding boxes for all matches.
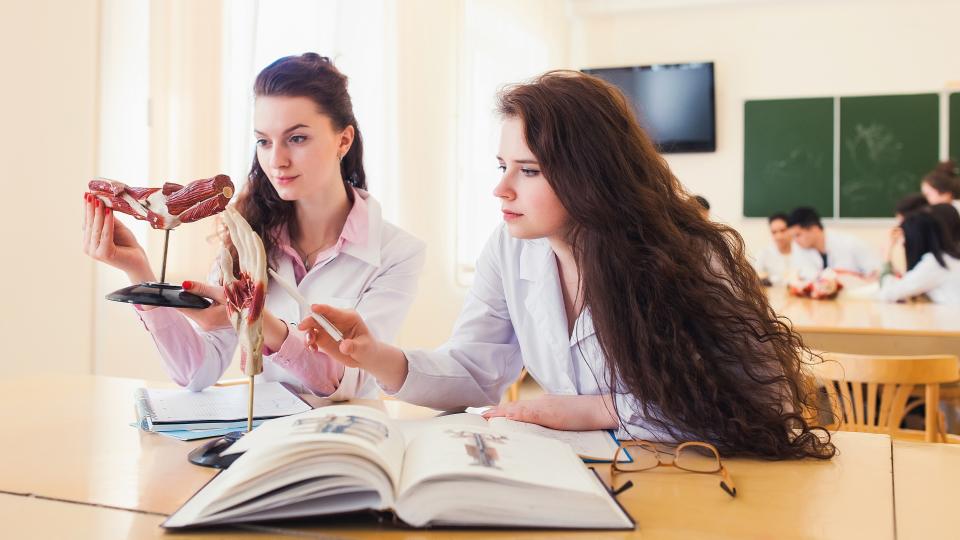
[224,405,405,488]
[165,405,407,527]
[395,423,632,528]
[486,417,623,461]
[418,412,623,461]
[397,424,603,496]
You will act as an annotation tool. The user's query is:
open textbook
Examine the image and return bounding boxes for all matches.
[164,405,634,530]
[398,411,627,462]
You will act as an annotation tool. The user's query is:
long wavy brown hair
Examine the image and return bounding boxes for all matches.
[230,53,366,267]
[497,71,835,460]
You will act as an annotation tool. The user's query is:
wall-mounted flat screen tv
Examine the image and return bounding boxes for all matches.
[583,62,716,153]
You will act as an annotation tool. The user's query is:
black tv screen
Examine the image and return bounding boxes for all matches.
[583,62,716,153]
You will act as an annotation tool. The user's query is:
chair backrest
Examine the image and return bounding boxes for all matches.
[807,351,959,442]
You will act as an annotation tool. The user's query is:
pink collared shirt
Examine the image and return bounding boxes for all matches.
[135,189,423,398]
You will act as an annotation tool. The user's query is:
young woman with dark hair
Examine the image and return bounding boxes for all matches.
[301,70,834,459]
[920,160,960,214]
[926,203,960,249]
[81,53,425,397]
[878,211,960,304]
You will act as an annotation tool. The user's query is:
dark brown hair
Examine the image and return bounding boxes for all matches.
[497,71,834,460]
[902,210,960,271]
[233,53,366,264]
[895,192,929,217]
[923,160,959,198]
[925,203,960,252]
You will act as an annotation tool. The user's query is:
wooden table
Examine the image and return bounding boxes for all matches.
[892,440,960,539]
[0,374,932,539]
[766,287,960,356]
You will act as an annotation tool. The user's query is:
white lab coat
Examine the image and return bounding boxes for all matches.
[392,224,667,440]
[753,242,796,285]
[178,190,425,398]
[791,231,882,277]
[877,252,960,304]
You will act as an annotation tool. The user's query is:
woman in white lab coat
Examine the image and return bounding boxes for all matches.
[920,160,960,216]
[878,210,960,304]
[81,53,424,398]
[302,71,834,459]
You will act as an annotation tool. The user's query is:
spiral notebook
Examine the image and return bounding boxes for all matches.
[134,382,312,432]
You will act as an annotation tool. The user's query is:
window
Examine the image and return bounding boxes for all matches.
[455,1,569,284]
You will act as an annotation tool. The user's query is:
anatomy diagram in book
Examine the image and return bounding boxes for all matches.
[446,430,508,469]
[293,415,390,444]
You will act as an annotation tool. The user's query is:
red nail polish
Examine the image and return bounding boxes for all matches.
[182,280,192,290]
[105,207,111,216]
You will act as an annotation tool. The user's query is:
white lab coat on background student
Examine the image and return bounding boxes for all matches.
[390,224,663,440]
[791,230,882,277]
[877,252,960,304]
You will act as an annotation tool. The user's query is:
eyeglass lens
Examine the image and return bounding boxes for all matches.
[675,444,721,473]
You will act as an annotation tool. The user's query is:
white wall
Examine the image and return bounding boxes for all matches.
[0,0,100,376]
[93,0,229,380]
[390,0,466,349]
[570,0,960,257]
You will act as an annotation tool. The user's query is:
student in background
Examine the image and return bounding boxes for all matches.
[787,206,881,277]
[920,160,960,215]
[693,195,710,219]
[81,54,425,397]
[300,71,834,460]
[878,211,960,304]
[754,212,794,285]
[894,193,929,223]
[927,203,960,249]
[887,193,930,274]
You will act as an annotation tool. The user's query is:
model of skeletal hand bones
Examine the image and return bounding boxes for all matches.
[87,175,234,230]
[219,207,267,377]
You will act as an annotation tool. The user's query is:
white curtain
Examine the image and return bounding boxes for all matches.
[455,0,570,284]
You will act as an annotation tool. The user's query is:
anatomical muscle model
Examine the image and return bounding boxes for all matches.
[87,175,234,230]
[86,175,235,308]
[219,207,267,431]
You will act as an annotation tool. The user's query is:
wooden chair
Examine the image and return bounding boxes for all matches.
[807,352,959,443]
[505,368,528,402]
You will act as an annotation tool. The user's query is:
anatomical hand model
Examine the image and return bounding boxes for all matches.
[219,207,266,377]
[87,175,234,230]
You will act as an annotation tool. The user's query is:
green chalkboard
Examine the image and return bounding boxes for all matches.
[838,94,939,218]
[951,92,960,162]
[743,98,834,218]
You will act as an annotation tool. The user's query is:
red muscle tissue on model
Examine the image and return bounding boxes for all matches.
[87,174,234,229]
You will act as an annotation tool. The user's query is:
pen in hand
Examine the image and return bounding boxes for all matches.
[267,268,344,343]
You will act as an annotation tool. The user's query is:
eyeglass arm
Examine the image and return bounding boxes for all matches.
[719,465,737,498]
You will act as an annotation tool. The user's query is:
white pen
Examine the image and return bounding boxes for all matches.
[268,268,344,343]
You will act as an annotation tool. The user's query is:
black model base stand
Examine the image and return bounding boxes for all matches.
[187,430,245,469]
[105,229,212,309]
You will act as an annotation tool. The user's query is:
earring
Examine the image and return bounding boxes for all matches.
[337,152,343,162]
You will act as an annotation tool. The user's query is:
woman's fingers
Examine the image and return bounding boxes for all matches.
[95,207,114,258]
[87,199,105,255]
[309,303,358,329]
[182,280,227,304]
[481,406,507,419]
[81,194,94,252]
